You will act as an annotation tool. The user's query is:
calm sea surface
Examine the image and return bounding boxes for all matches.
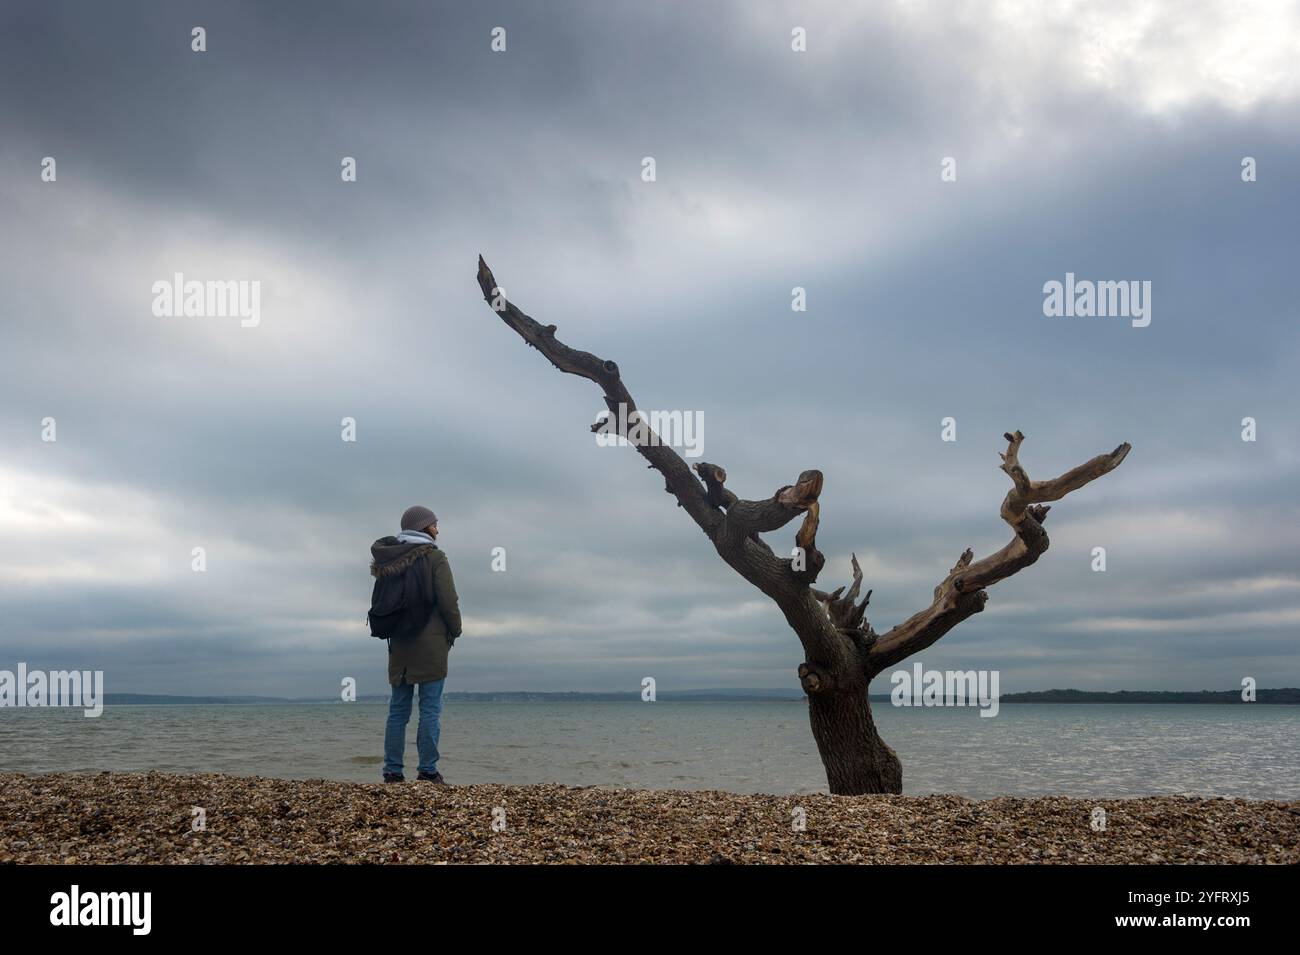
[1,702,1295,799]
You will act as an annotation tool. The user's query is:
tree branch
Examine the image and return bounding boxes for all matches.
[477,256,722,537]
[813,552,873,633]
[865,431,1129,677]
[476,260,1129,693]
[478,259,827,609]
[692,461,826,582]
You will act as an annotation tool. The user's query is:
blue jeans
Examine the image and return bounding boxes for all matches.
[383,678,444,777]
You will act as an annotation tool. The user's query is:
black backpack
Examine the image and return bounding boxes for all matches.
[368,550,437,640]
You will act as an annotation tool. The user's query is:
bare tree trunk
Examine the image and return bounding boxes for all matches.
[809,691,901,795]
[474,256,1130,795]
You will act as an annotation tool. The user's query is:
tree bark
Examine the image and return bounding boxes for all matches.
[809,691,901,795]
[474,257,1130,795]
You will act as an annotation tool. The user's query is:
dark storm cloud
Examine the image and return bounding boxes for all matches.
[0,0,1297,696]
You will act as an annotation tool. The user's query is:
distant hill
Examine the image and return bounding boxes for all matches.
[998,688,1300,704]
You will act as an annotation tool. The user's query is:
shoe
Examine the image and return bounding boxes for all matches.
[417,771,447,785]
[383,773,405,784]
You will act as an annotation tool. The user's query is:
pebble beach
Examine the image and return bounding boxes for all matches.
[2,772,1297,864]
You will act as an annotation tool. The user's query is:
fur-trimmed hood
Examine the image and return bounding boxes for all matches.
[370,537,437,578]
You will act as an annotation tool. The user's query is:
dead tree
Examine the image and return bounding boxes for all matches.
[476,256,1131,795]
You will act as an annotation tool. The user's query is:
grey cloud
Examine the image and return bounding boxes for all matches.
[1,1,1297,696]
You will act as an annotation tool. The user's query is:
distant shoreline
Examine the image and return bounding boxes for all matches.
[996,689,1300,704]
[60,688,1300,706]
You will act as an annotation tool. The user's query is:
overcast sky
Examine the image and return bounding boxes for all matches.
[1,0,1297,698]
